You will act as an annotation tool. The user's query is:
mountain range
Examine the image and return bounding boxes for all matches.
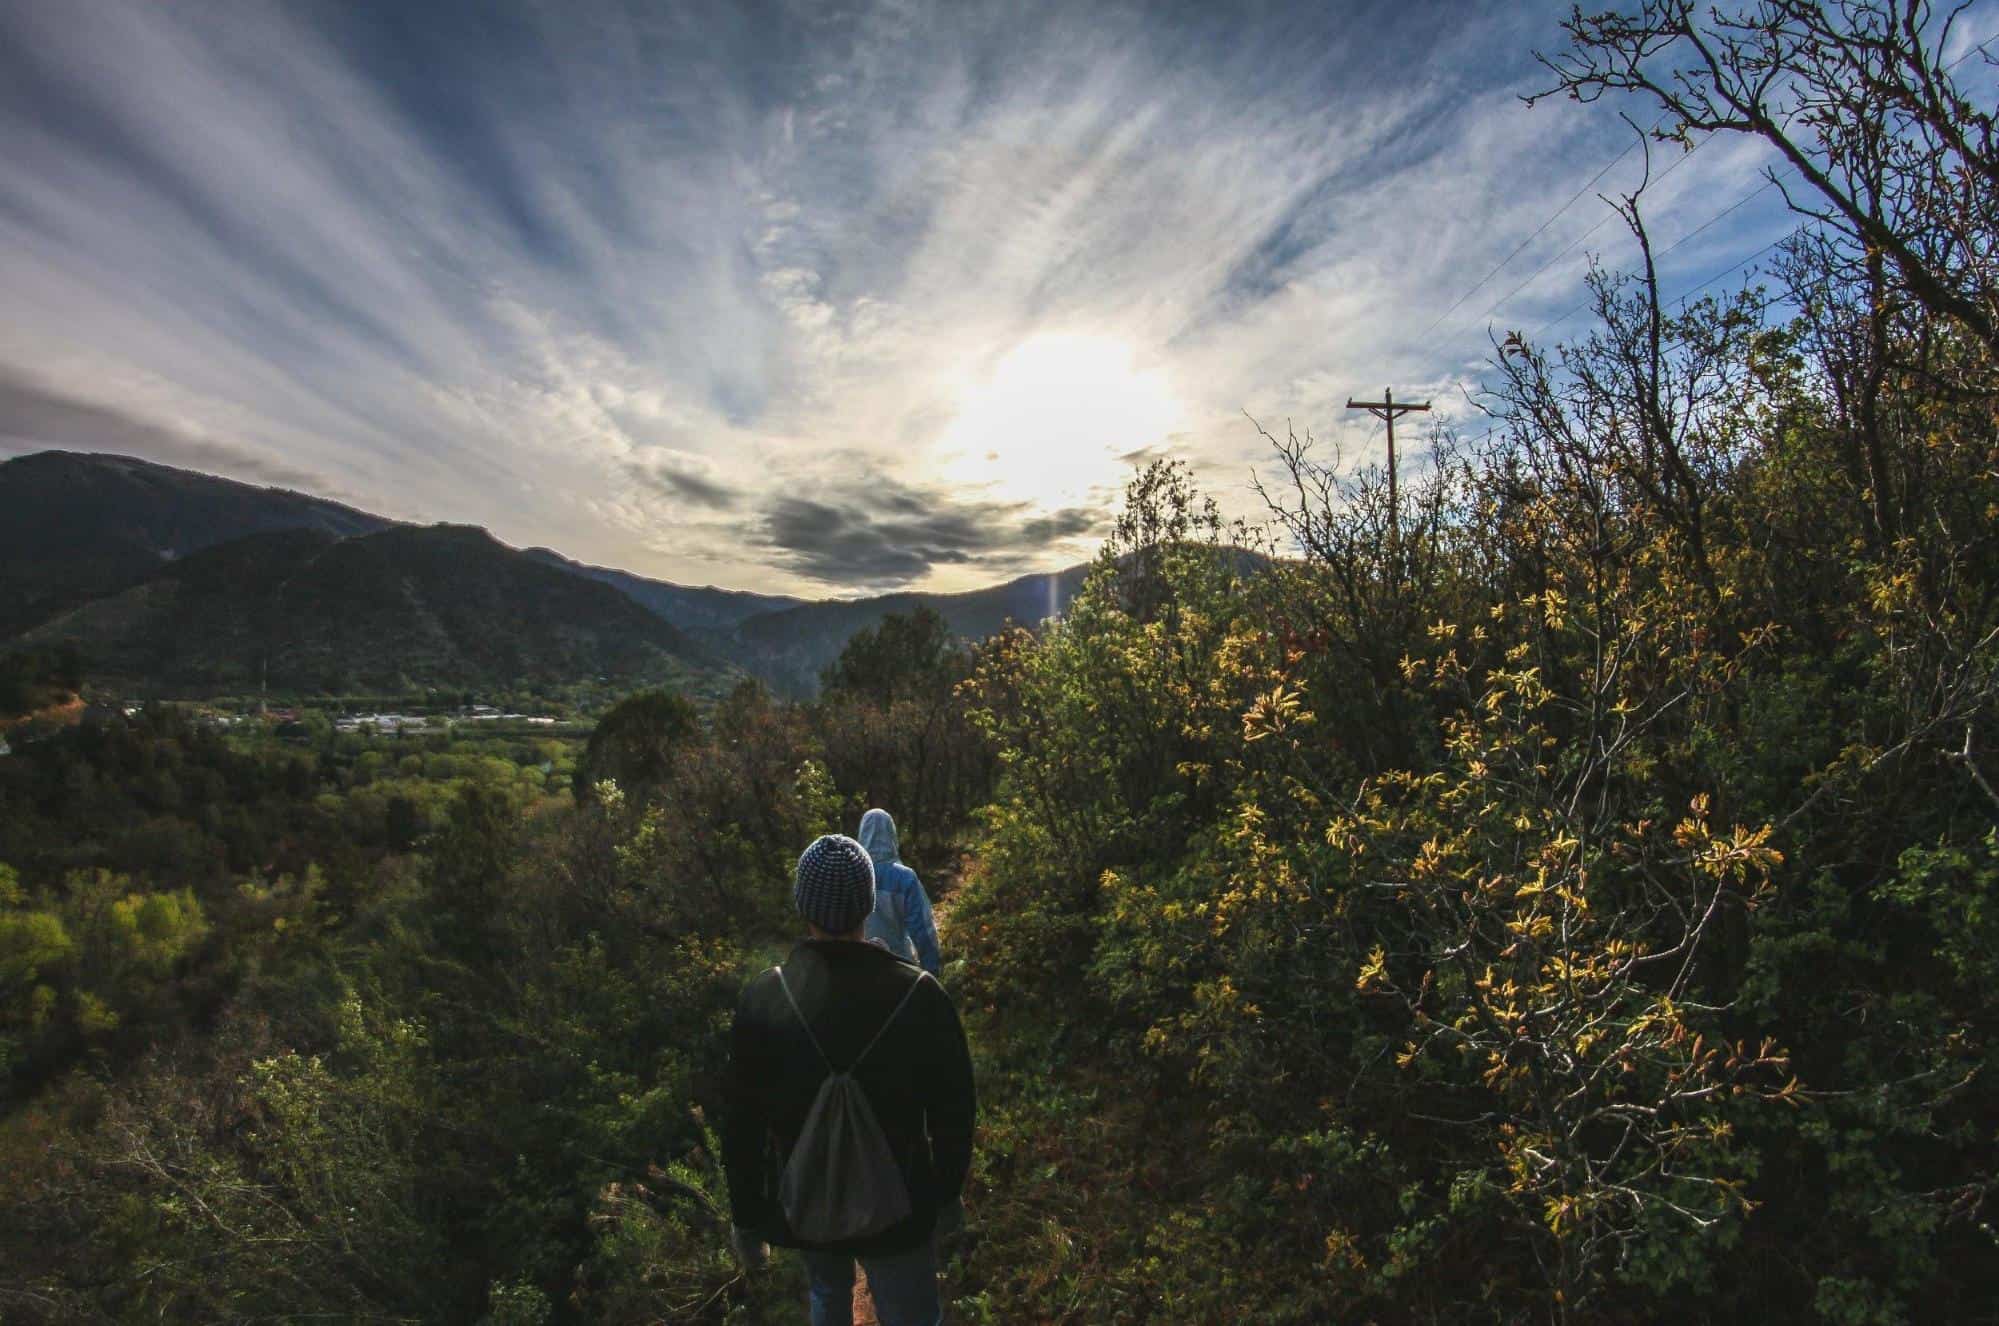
[0,449,390,640]
[0,450,1090,698]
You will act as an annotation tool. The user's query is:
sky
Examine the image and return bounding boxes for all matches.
[1,0,1990,596]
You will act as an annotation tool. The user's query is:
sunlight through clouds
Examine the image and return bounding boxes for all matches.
[933,335,1184,506]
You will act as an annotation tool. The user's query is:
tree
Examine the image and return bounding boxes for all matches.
[816,608,990,867]
[819,606,956,707]
[385,794,424,852]
[1533,0,1999,355]
[431,784,518,951]
[573,689,699,802]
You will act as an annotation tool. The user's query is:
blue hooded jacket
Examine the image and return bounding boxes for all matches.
[857,809,940,975]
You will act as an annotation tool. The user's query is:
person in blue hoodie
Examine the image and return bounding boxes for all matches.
[856,809,941,976]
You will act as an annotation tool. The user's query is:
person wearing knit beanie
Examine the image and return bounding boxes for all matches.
[793,833,877,935]
[725,831,976,1322]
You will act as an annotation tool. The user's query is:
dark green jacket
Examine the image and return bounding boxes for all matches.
[722,938,975,1255]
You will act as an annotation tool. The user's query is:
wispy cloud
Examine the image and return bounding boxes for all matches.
[0,367,337,494]
[0,0,1819,591]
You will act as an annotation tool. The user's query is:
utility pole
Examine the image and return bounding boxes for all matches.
[1345,387,1430,560]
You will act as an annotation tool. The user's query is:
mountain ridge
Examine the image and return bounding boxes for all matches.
[0,449,394,637]
[0,449,1100,696]
[16,520,717,696]
[522,547,806,632]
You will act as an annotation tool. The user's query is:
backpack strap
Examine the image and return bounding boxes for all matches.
[773,966,833,1072]
[773,965,932,1074]
[851,971,931,1071]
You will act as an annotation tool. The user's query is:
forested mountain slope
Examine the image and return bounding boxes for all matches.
[18,522,716,695]
[525,548,807,632]
[0,450,1081,696]
[0,450,391,637]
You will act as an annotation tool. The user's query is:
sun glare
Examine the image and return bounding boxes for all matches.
[934,333,1183,507]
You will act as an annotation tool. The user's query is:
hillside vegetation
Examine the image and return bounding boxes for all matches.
[932,9,1999,1317]
[0,450,390,639]
[0,611,992,1323]
[17,523,717,697]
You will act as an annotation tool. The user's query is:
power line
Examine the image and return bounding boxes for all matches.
[1526,234,1786,342]
[1414,109,1686,346]
[1414,136,1647,341]
[1666,232,1791,308]
[1945,38,1994,72]
[1418,36,1988,355]
[1489,212,1622,333]
[1659,178,1779,262]
[1424,36,1995,375]
[1517,34,1993,343]
[1470,130,1713,332]
[1528,175,1787,338]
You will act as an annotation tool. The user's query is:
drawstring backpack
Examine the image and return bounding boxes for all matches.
[773,965,931,1242]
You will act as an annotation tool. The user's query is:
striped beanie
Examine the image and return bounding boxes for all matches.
[794,834,877,934]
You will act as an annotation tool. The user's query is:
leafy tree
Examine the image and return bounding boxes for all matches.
[816,609,991,867]
[1533,0,1999,355]
[574,688,699,802]
[385,793,424,850]
[820,605,956,706]
[431,782,521,957]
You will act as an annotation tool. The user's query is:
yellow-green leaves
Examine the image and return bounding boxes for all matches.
[1357,946,1389,992]
[1241,683,1310,743]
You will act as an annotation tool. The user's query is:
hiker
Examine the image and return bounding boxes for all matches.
[857,808,942,976]
[723,833,976,1326]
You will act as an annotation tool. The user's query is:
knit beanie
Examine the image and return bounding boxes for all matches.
[793,833,877,935]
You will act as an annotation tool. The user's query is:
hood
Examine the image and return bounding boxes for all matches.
[857,808,900,866]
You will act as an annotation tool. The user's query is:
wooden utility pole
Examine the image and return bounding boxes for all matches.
[1345,387,1430,557]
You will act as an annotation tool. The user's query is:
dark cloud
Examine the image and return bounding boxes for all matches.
[0,368,336,494]
[1018,507,1103,543]
[629,454,741,509]
[761,477,1109,587]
